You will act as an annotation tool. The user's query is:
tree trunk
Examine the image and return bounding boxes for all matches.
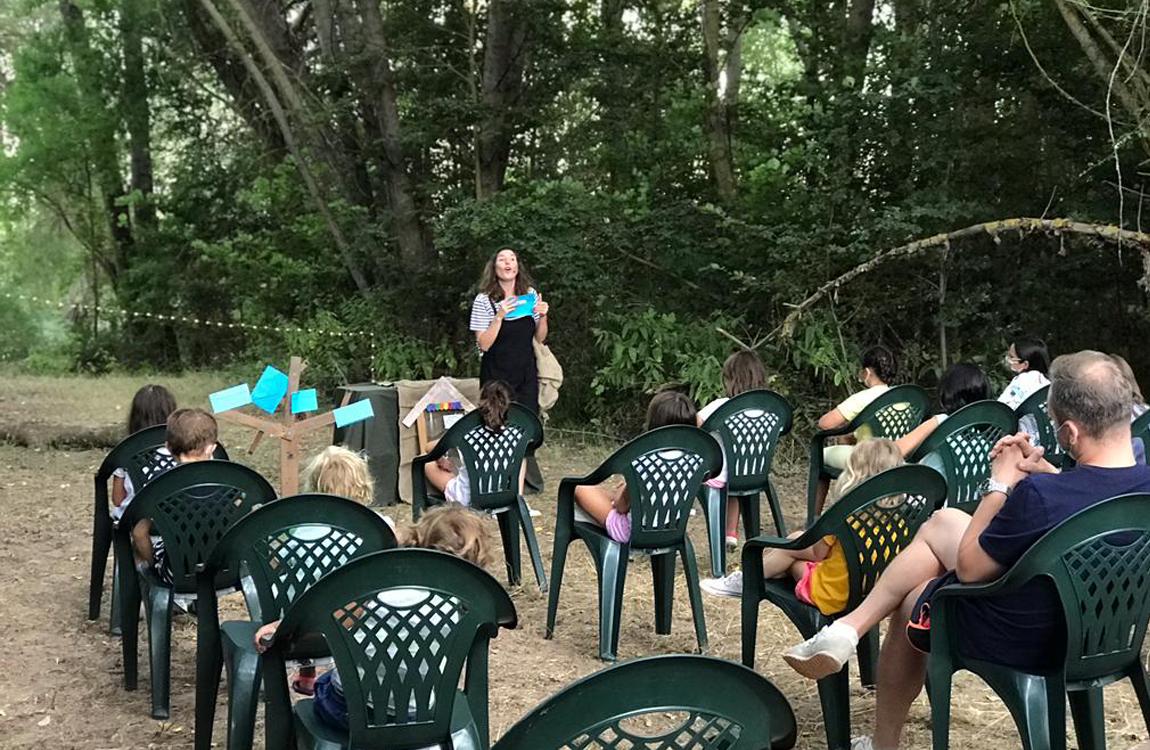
[840,0,876,89]
[477,0,529,199]
[120,0,156,231]
[58,0,133,287]
[700,0,737,202]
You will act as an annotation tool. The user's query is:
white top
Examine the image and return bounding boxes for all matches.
[998,370,1049,411]
[698,397,729,486]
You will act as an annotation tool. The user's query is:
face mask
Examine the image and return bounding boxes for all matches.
[1054,421,1077,460]
[1004,355,1022,373]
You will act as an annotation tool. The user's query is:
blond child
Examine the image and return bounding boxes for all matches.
[304,446,375,504]
[701,438,904,614]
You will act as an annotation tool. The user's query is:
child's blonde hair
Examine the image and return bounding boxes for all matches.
[828,438,903,504]
[403,505,495,568]
[304,446,374,505]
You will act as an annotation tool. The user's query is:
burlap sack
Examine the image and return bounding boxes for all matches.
[395,377,481,502]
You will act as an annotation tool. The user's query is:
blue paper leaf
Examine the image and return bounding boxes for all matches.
[333,398,374,427]
[251,365,289,413]
[291,389,318,414]
[209,383,252,413]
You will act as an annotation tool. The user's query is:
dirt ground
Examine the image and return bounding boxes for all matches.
[1,373,1148,749]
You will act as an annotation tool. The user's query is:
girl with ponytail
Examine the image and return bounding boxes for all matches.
[422,380,517,506]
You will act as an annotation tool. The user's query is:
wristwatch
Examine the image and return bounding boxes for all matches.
[978,478,1012,497]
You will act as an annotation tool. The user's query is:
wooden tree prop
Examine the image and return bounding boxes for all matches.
[209,356,372,495]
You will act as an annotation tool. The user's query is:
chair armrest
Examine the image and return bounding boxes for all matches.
[744,528,824,553]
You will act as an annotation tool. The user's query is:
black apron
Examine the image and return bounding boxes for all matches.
[479,300,539,414]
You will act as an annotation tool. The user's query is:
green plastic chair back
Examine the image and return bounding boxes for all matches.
[491,654,798,750]
[700,389,794,495]
[120,460,277,591]
[411,402,542,514]
[265,548,517,750]
[1014,385,1074,469]
[90,426,228,620]
[929,493,1150,750]
[193,494,398,750]
[807,384,930,524]
[911,400,1017,513]
[795,464,945,611]
[1132,409,1150,448]
[588,424,723,550]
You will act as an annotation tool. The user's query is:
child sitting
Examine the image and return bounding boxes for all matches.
[894,363,989,457]
[813,345,898,515]
[111,384,178,521]
[129,408,219,585]
[574,388,699,543]
[697,349,770,550]
[421,380,519,506]
[701,438,904,612]
[253,505,496,731]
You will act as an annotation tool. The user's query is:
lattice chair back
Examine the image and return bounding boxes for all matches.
[120,460,276,591]
[595,425,723,549]
[1015,385,1073,469]
[1132,410,1150,450]
[809,465,945,611]
[204,493,397,623]
[912,400,1017,512]
[97,425,231,507]
[853,384,931,441]
[700,389,793,494]
[491,654,797,750]
[977,493,1150,684]
[270,549,517,748]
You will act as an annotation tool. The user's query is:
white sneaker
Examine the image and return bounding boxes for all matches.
[850,737,874,750]
[528,506,542,518]
[782,621,859,679]
[725,534,738,551]
[700,570,743,598]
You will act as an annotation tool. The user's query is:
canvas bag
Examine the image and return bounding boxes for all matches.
[534,338,563,414]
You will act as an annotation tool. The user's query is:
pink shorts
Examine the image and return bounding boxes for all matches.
[794,561,818,605]
[605,509,631,543]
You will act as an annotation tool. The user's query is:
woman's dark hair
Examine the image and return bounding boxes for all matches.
[938,363,989,414]
[722,350,768,397]
[128,384,177,434]
[1012,336,1050,376]
[478,247,535,302]
[645,388,698,430]
[478,380,513,433]
[861,345,897,384]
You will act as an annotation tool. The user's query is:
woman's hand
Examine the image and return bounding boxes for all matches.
[533,294,549,317]
[496,297,517,318]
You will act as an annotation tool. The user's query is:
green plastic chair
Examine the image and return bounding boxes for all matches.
[193,493,398,750]
[911,400,1017,513]
[411,403,547,592]
[743,464,946,750]
[1014,384,1075,470]
[806,384,930,525]
[491,654,798,750]
[88,425,228,633]
[927,492,1150,750]
[261,548,517,750]
[545,424,723,662]
[1131,409,1150,448]
[113,459,276,719]
[698,389,794,577]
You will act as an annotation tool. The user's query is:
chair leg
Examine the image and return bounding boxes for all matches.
[109,556,123,636]
[89,509,111,621]
[145,583,174,719]
[701,484,726,578]
[740,587,760,668]
[597,540,629,662]
[115,535,142,691]
[651,552,675,635]
[1068,688,1105,750]
[738,492,762,543]
[681,536,708,654]
[926,664,954,750]
[516,497,548,593]
[223,641,261,750]
[988,673,1066,750]
[496,509,522,587]
[857,626,880,688]
[765,482,787,536]
[544,530,570,639]
[816,667,853,750]
[1130,665,1150,735]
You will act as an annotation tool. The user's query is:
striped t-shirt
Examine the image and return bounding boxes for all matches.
[469,289,540,332]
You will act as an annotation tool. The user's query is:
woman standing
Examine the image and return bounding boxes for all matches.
[470,247,549,413]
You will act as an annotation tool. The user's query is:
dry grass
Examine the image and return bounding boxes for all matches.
[0,373,1146,749]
